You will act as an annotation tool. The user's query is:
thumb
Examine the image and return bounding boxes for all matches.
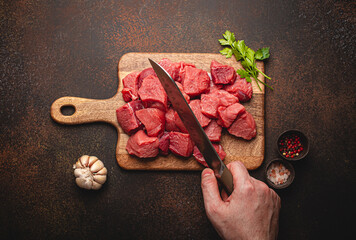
[201,168,224,207]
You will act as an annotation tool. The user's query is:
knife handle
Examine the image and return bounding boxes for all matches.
[218,167,234,195]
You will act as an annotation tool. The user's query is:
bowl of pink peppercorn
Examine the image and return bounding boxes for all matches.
[277,129,309,161]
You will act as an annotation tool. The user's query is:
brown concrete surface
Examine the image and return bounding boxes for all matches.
[0,0,355,239]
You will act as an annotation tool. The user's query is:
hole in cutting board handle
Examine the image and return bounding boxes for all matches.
[60,105,76,116]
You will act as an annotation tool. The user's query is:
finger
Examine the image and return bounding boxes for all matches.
[201,168,224,207]
[272,189,281,209]
[227,161,251,188]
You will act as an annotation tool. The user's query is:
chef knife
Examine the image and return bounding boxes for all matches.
[149,59,234,195]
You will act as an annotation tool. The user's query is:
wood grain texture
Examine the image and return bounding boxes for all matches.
[51,52,265,170]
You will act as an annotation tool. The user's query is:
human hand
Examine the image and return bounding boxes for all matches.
[201,161,281,240]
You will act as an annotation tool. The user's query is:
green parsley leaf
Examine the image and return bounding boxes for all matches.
[233,51,242,61]
[220,48,233,58]
[255,47,270,60]
[237,40,247,56]
[223,30,235,44]
[246,48,255,62]
[236,69,249,78]
[218,39,230,46]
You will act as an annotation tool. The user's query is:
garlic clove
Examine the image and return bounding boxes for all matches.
[76,177,93,190]
[96,167,107,175]
[79,155,90,167]
[74,161,83,169]
[90,160,104,173]
[91,181,102,190]
[88,156,98,167]
[93,175,107,184]
[74,168,84,178]
[74,168,92,179]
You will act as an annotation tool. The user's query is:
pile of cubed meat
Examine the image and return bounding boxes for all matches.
[116,58,256,167]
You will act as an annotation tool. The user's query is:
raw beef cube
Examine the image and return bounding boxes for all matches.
[210,89,239,107]
[189,99,211,127]
[175,82,190,103]
[224,75,253,102]
[116,100,144,134]
[165,108,180,132]
[138,68,156,88]
[138,75,168,111]
[121,72,140,102]
[159,58,181,81]
[126,130,159,158]
[201,94,221,118]
[228,111,257,140]
[176,62,196,82]
[204,120,222,142]
[217,103,246,128]
[210,60,236,85]
[136,108,165,137]
[193,144,226,167]
[159,131,170,155]
[181,66,210,97]
[169,132,194,157]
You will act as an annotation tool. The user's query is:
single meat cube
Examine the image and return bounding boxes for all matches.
[176,62,196,82]
[224,75,253,102]
[228,111,257,140]
[204,120,222,142]
[135,108,165,137]
[169,132,194,157]
[138,75,168,111]
[181,66,210,97]
[210,60,236,85]
[175,82,190,103]
[158,58,181,81]
[126,130,159,158]
[121,72,140,102]
[138,68,156,88]
[217,103,246,128]
[116,100,144,134]
[158,131,170,155]
[189,99,211,128]
[165,108,180,132]
[193,144,226,167]
[201,93,221,118]
[210,89,239,107]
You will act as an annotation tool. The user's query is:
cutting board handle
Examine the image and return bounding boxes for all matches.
[50,95,121,126]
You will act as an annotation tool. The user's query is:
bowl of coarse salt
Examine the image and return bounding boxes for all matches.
[265,159,295,189]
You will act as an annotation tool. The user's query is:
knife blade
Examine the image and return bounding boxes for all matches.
[149,58,234,195]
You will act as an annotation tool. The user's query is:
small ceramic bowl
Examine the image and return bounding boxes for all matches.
[277,129,309,161]
[265,158,295,189]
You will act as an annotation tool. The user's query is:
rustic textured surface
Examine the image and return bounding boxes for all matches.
[0,0,355,239]
[52,52,265,170]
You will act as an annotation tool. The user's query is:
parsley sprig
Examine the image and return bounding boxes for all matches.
[219,30,273,90]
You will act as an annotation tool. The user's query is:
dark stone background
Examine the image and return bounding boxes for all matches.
[0,0,355,239]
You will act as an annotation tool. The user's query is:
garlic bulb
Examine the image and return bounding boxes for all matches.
[73,155,107,190]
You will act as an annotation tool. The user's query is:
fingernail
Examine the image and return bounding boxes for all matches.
[202,168,213,177]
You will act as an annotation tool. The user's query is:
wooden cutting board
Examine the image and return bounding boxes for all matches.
[51,52,265,170]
